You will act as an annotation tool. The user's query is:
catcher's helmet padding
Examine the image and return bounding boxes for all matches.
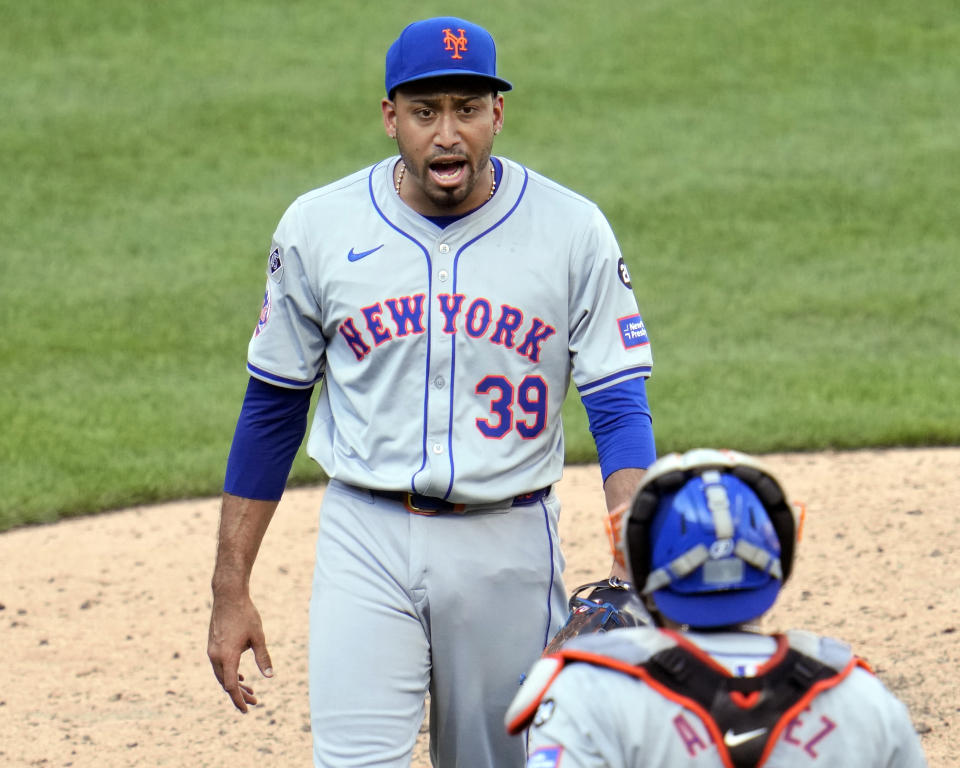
[623,449,800,629]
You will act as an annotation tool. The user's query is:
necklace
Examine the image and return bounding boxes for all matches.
[395,161,496,201]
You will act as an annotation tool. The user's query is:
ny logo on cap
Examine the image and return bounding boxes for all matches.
[442,27,468,59]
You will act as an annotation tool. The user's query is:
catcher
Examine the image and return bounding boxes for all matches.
[508,448,928,767]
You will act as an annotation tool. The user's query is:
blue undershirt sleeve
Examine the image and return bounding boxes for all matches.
[223,376,313,501]
[581,377,656,483]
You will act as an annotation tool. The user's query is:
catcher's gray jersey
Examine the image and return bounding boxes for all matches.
[247,156,652,502]
[508,628,927,768]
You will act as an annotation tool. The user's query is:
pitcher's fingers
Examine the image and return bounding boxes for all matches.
[252,638,274,679]
[222,664,249,713]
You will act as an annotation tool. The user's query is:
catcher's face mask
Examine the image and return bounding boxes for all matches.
[620,449,804,629]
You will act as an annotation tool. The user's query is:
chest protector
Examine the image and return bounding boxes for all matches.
[508,629,869,768]
[637,632,860,767]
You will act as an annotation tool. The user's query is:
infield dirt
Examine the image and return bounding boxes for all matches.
[1,448,957,766]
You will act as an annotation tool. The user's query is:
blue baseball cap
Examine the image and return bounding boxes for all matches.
[385,17,513,98]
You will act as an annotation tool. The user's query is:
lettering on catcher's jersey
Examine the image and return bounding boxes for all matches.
[784,709,838,758]
[673,713,711,756]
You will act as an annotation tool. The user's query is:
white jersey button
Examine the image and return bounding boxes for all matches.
[438,269,449,282]
[432,443,444,454]
[438,243,450,254]
[434,375,445,389]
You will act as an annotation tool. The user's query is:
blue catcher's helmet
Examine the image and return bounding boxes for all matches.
[620,449,802,629]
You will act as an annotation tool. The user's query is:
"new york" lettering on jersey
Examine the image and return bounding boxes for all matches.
[337,293,557,363]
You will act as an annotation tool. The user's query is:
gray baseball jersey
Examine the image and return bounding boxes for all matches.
[508,627,928,767]
[247,155,652,503]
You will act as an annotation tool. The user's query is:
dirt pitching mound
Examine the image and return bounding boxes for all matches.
[1,448,957,766]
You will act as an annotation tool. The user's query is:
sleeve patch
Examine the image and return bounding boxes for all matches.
[505,656,564,734]
[268,247,284,283]
[254,287,271,337]
[618,314,649,349]
[527,746,563,768]
[617,256,632,288]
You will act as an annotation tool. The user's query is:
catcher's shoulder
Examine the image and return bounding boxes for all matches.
[784,628,856,672]
[505,654,566,734]
[563,625,673,662]
[505,627,670,734]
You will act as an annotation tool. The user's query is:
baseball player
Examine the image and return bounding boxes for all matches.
[507,449,929,767]
[207,16,657,768]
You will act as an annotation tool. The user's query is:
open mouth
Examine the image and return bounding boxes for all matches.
[428,159,468,187]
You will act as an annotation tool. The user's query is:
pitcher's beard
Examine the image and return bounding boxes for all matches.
[397,143,492,212]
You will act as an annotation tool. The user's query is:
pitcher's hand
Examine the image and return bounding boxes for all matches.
[207,592,273,712]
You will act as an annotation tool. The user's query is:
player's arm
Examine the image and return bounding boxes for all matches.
[603,467,647,516]
[582,376,655,579]
[601,469,647,580]
[209,494,278,712]
[208,376,312,711]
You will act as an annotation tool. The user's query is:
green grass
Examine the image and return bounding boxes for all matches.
[2,0,959,529]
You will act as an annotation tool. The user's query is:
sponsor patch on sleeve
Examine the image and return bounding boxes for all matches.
[618,314,649,348]
[254,287,271,337]
[527,746,563,768]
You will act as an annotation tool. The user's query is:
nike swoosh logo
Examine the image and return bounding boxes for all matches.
[724,727,767,747]
[347,244,384,262]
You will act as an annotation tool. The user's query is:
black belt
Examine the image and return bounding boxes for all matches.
[370,486,551,515]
